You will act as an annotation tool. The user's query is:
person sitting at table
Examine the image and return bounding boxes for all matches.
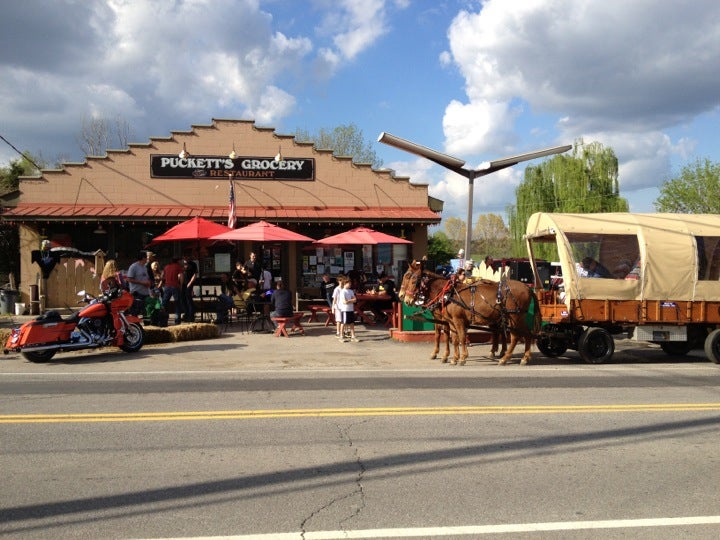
[232,261,249,292]
[214,273,240,324]
[269,280,294,328]
[372,273,398,323]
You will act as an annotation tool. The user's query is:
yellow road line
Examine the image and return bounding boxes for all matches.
[2,403,720,423]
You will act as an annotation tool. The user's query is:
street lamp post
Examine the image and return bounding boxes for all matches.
[378,132,571,261]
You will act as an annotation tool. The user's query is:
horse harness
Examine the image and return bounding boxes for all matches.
[411,271,524,332]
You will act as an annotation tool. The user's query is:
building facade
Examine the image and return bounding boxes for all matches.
[1,119,442,309]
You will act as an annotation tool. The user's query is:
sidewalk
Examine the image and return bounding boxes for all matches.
[1,312,508,370]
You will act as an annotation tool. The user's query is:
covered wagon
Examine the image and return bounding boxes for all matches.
[524,212,720,363]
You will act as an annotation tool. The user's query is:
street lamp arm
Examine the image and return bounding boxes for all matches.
[477,145,573,174]
[378,132,466,169]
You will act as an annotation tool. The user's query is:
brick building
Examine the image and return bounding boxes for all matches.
[1,119,442,309]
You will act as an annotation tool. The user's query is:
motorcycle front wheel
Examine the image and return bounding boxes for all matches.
[119,323,144,353]
[22,349,57,363]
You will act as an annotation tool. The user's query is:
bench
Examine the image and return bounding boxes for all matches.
[306,304,335,326]
[271,312,305,337]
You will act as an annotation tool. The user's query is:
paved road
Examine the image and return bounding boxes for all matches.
[2,322,720,539]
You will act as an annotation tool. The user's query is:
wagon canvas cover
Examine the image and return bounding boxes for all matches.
[525,212,720,302]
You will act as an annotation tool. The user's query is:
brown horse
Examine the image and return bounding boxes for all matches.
[400,261,540,365]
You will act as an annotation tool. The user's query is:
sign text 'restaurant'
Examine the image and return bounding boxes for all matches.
[150,155,314,180]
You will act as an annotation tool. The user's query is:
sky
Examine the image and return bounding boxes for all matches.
[1,0,719,230]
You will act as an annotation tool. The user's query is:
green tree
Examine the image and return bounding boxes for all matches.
[295,123,381,168]
[507,139,629,257]
[427,231,456,266]
[1,153,41,193]
[442,216,466,254]
[1,154,42,282]
[472,213,510,259]
[655,158,720,213]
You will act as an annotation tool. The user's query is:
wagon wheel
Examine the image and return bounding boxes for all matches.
[578,327,614,364]
[536,336,567,357]
[704,329,720,364]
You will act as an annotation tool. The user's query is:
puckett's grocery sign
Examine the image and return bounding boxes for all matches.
[150,155,314,180]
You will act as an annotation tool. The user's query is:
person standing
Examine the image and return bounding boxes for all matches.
[181,259,198,322]
[145,252,157,292]
[321,273,337,308]
[260,267,273,294]
[162,257,184,325]
[126,252,152,317]
[100,259,121,293]
[339,279,359,342]
[331,275,346,338]
[243,252,262,283]
[99,259,122,337]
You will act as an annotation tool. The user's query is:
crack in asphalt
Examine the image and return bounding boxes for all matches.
[299,419,368,538]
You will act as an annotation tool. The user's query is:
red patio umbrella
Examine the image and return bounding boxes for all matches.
[314,226,412,245]
[210,220,314,242]
[150,216,232,243]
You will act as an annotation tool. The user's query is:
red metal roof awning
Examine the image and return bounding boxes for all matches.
[1,204,441,224]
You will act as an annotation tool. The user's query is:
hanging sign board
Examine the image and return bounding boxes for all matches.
[150,154,315,180]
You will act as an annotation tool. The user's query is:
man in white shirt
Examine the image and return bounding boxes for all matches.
[260,267,273,293]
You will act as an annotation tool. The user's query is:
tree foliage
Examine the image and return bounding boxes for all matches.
[1,154,42,193]
[442,216,466,253]
[655,158,720,213]
[427,231,457,266]
[0,154,41,280]
[295,123,382,168]
[507,139,629,257]
[472,213,510,259]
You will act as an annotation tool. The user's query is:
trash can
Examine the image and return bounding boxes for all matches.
[14,302,26,316]
[0,289,19,314]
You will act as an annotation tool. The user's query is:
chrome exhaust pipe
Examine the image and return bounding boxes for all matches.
[20,341,102,353]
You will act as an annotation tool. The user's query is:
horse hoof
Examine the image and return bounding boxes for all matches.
[441,358,449,364]
[520,359,528,366]
[498,359,507,366]
[458,361,466,366]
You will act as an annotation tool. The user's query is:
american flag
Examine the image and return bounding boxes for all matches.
[227,178,236,228]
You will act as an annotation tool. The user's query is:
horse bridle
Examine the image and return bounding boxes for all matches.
[401,268,429,306]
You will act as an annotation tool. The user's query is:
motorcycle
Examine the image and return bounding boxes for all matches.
[3,287,144,363]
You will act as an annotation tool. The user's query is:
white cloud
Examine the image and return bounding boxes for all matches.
[441,0,720,213]
[443,99,519,155]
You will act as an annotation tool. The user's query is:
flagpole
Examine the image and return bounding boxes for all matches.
[227,172,236,229]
